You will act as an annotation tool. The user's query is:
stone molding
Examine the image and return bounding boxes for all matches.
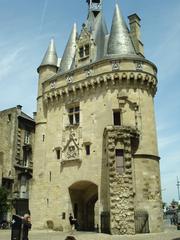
[43,71,157,104]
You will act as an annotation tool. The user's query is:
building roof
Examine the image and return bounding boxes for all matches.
[40,1,140,75]
[58,23,77,73]
[19,112,34,122]
[107,4,136,56]
[39,38,58,70]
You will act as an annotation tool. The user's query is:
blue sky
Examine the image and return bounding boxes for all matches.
[0,0,180,204]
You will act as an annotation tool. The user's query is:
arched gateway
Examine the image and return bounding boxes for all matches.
[69,181,98,231]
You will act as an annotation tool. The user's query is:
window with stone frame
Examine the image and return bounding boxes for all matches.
[113,110,121,126]
[24,130,30,144]
[67,105,80,125]
[79,44,90,59]
[85,144,90,156]
[115,149,124,174]
[56,148,61,160]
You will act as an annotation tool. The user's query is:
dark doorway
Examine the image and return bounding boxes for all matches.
[69,181,98,231]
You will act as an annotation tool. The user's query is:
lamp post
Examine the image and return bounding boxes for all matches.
[177,176,180,202]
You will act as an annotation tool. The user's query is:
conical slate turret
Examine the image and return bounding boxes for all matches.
[59,23,77,73]
[93,12,108,60]
[107,4,136,55]
[39,38,58,68]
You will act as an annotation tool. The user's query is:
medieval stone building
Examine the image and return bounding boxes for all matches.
[30,0,163,235]
[0,105,35,219]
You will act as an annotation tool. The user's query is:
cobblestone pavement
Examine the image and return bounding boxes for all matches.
[0,221,179,240]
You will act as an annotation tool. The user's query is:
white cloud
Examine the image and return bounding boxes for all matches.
[39,0,49,34]
[0,47,25,81]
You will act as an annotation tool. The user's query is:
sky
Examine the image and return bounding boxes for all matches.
[0,0,180,204]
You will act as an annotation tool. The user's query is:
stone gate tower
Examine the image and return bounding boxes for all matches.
[30,0,163,235]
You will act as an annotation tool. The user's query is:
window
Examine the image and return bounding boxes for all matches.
[85,44,90,56]
[8,114,11,122]
[23,148,32,167]
[42,134,45,142]
[115,149,124,174]
[24,131,30,144]
[113,111,121,126]
[56,149,61,160]
[68,105,80,125]
[79,44,90,59]
[79,47,84,58]
[85,145,90,156]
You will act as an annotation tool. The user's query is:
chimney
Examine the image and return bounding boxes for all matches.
[128,13,144,57]
[33,112,37,121]
[16,105,22,116]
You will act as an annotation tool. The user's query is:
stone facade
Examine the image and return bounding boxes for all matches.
[30,0,163,235]
[0,106,35,219]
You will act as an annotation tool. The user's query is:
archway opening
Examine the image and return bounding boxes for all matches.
[69,181,98,231]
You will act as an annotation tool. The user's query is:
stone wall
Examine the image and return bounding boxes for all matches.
[105,126,139,235]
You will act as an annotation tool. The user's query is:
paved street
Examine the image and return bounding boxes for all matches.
[0,221,180,240]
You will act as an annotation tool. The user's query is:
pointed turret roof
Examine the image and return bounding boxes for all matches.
[107,3,136,56]
[92,12,108,60]
[39,38,58,68]
[59,23,77,73]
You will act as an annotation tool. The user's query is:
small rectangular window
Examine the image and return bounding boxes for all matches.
[85,145,90,155]
[62,212,66,220]
[79,47,84,58]
[56,149,60,160]
[85,44,90,56]
[49,171,51,182]
[42,134,45,142]
[8,114,11,121]
[113,111,121,126]
[24,131,30,144]
[116,149,124,174]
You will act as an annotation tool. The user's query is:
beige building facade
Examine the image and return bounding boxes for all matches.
[30,0,163,235]
[0,106,35,219]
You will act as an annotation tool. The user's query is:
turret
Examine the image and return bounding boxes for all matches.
[37,38,58,97]
[58,23,77,73]
[107,4,136,56]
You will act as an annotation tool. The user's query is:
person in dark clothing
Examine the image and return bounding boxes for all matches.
[69,213,77,230]
[22,214,32,240]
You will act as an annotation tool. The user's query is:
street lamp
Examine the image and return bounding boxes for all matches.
[177,176,180,202]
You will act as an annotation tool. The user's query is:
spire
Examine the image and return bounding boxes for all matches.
[39,38,58,69]
[59,23,77,73]
[107,3,136,56]
[93,12,108,60]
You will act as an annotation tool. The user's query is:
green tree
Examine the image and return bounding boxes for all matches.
[0,187,9,218]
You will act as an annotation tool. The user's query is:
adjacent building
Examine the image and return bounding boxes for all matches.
[0,105,35,219]
[29,0,161,235]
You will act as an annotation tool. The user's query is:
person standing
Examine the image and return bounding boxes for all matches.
[22,214,32,240]
[69,213,77,231]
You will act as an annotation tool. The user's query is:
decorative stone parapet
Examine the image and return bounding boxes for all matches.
[42,57,158,104]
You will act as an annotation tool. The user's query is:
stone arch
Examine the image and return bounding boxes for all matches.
[69,181,98,231]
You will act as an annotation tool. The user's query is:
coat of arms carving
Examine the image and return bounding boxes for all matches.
[61,129,81,164]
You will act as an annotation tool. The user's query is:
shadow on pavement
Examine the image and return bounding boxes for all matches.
[65,236,77,240]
